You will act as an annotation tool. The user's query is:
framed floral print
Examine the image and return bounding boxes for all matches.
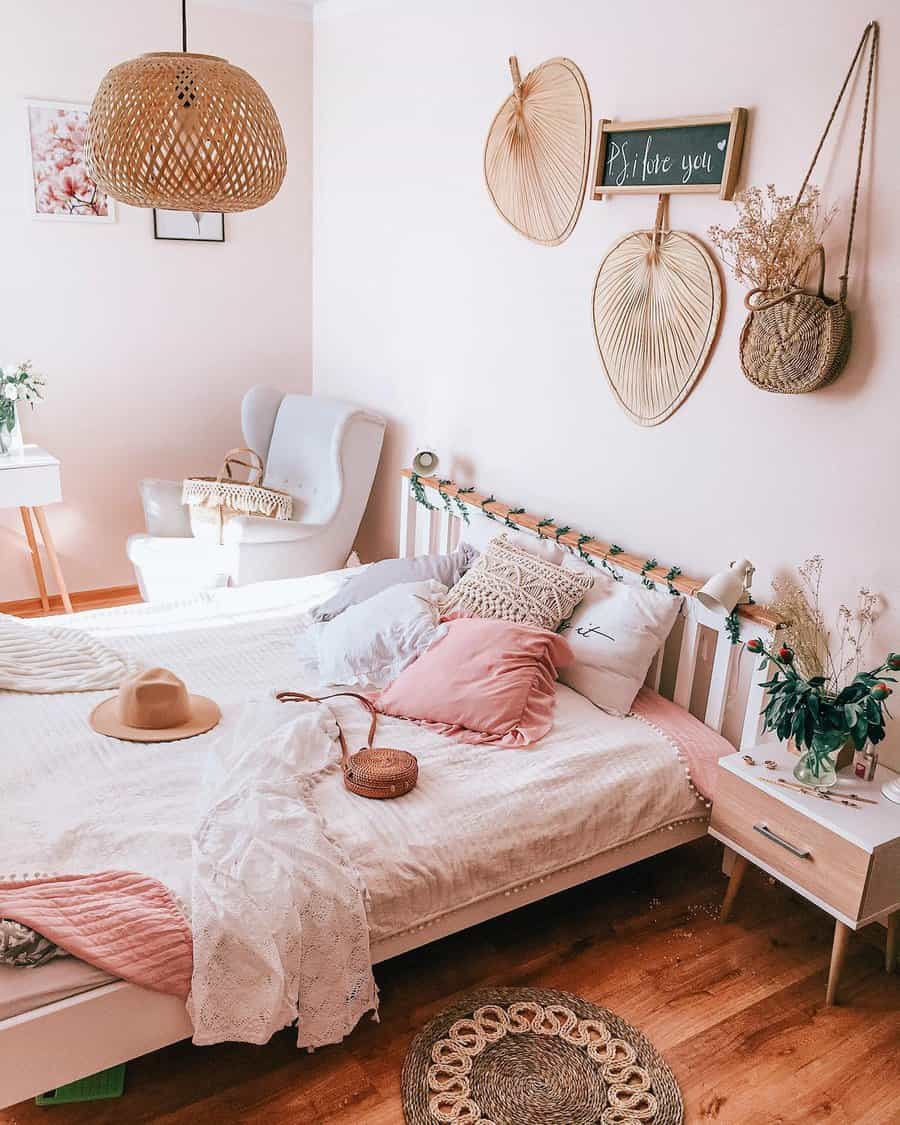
[25,99,116,222]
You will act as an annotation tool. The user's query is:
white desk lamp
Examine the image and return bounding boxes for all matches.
[696,558,755,616]
[411,447,440,476]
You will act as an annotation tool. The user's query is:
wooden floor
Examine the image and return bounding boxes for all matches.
[0,585,140,619]
[3,837,898,1124]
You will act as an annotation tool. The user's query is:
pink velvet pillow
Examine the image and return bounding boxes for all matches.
[373,616,573,748]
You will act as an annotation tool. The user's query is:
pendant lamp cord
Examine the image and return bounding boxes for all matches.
[181,0,188,52]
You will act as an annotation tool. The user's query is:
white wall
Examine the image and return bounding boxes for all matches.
[0,0,312,600]
[314,0,900,766]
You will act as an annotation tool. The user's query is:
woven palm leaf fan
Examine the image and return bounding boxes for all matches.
[592,201,722,425]
[484,56,591,246]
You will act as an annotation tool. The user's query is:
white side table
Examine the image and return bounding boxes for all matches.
[0,445,72,613]
[710,745,900,1004]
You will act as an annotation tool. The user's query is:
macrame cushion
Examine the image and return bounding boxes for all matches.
[374,617,574,748]
[559,560,681,715]
[440,534,593,631]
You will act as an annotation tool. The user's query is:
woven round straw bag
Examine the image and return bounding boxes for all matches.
[740,246,851,393]
[740,21,877,394]
[276,691,418,800]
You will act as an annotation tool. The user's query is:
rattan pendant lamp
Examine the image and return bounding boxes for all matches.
[84,0,287,213]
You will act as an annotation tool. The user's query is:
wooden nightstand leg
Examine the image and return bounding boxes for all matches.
[19,506,49,612]
[719,853,749,923]
[32,506,72,614]
[886,912,898,974]
[826,921,852,1006]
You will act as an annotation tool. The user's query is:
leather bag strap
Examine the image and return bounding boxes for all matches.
[275,690,378,768]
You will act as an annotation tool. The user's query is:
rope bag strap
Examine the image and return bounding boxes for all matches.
[761,21,879,306]
[275,690,378,768]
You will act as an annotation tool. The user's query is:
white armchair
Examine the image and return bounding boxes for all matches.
[127,387,385,601]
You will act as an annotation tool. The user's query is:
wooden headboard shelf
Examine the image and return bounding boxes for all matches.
[401,469,779,631]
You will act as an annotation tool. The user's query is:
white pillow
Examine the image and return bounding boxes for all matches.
[461,511,566,564]
[558,560,681,715]
[297,579,447,688]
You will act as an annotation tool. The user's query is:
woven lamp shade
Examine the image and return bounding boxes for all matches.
[84,52,286,213]
[484,56,591,246]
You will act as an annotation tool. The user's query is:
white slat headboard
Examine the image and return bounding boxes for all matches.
[399,470,780,750]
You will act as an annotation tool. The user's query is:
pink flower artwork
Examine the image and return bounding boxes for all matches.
[26,101,115,221]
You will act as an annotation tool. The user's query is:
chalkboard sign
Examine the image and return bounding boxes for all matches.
[592,110,747,200]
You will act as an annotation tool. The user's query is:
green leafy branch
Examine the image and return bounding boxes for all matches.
[640,558,659,590]
[749,638,899,760]
[409,471,437,511]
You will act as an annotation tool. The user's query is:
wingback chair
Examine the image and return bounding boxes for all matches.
[127,387,386,601]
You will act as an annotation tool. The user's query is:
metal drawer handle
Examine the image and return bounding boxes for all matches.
[753,823,811,859]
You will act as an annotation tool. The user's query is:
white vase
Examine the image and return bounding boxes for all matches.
[0,406,24,457]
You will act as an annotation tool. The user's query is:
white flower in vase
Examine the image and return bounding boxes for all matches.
[1,364,18,379]
[3,383,18,401]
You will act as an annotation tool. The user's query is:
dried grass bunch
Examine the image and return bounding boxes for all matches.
[770,556,878,689]
[708,184,836,293]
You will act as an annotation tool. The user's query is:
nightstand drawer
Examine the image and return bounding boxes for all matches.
[710,769,870,920]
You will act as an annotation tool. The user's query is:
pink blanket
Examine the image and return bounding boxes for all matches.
[631,686,729,803]
[0,871,192,999]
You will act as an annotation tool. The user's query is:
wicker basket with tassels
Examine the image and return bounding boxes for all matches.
[740,21,877,394]
[183,448,292,546]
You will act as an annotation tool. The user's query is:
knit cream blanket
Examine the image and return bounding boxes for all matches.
[0,613,138,693]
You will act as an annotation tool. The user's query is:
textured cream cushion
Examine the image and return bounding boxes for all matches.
[559,559,681,715]
[460,510,566,565]
[440,534,592,631]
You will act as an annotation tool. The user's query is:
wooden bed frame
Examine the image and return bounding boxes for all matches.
[0,470,780,1109]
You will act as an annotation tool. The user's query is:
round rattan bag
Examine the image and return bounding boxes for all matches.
[276,690,418,800]
[740,246,851,393]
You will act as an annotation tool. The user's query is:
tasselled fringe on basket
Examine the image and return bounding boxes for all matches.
[181,480,292,520]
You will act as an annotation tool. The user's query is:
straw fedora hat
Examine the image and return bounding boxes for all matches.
[90,667,220,743]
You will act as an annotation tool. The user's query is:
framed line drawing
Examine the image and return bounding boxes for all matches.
[153,209,225,242]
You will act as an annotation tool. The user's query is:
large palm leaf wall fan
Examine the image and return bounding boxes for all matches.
[84,0,287,213]
[592,196,722,426]
[484,55,592,245]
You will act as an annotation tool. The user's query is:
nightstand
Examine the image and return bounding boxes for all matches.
[0,445,71,612]
[709,744,900,1005]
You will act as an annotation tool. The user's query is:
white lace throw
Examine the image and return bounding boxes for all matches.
[187,701,378,1049]
[0,612,139,693]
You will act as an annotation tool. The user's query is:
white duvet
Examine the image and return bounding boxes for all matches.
[2,571,708,1034]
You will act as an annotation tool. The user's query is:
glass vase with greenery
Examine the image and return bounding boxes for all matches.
[0,361,44,455]
[747,558,897,787]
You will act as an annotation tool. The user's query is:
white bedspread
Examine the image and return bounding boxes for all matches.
[2,571,708,1025]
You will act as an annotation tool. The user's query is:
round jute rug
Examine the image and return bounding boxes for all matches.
[401,987,683,1125]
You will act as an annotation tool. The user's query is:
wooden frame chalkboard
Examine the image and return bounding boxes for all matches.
[591,109,747,199]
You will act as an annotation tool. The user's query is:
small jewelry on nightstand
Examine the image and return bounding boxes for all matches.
[742,754,756,766]
[764,760,778,770]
